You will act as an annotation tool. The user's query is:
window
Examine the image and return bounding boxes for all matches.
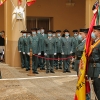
[27,17,53,33]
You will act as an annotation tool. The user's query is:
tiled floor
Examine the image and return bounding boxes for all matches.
[0,63,95,100]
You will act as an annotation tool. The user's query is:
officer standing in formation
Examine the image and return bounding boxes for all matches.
[27,28,41,74]
[23,31,29,71]
[87,25,100,100]
[52,31,57,67]
[38,27,47,70]
[55,30,63,70]
[44,30,56,73]
[26,31,31,71]
[18,30,26,68]
[74,28,89,75]
[62,29,73,73]
[71,30,79,69]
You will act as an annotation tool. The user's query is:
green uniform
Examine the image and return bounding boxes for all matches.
[26,36,32,70]
[27,35,41,73]
[44,37,56,72]
[38,33,47,69]
[74,39,86,74]
[55,37,63,69]
[52,37,57,67]
[71,36,80,68]
[18,36,25,68]
[72,36,80,54]
[87,39,100,100]
[61,37,73,72]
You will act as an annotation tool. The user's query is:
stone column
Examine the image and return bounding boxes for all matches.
[85,0,95,28]
[4,0,26,67]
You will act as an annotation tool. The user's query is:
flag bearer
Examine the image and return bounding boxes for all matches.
[88,25,100,100]
[74,28,89,74]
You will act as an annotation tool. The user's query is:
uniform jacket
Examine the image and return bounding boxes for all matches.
[61,37,73,55]
[23,37,28,53]
[27,36,41,54]
[72,36,80,53]
[75,40,86,57]
[44,38,56,55]
[56,37,63,53]
[38,33,47,51]
[88,40,100,78]
[18,37,24,52]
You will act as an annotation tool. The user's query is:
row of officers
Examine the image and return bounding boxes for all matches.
[18,25,100,99]
[18,27,80,74]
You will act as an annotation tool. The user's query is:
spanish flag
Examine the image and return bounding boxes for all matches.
[74,2,98,99]
[0,0,6,6]
[18,0,22,5]
[26,0,36,6]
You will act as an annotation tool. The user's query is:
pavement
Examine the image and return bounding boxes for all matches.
[0,63,95,100]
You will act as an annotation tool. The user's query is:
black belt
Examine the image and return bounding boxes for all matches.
[89,61,100,63]
[89,58,100,63]
[76,56,81,60]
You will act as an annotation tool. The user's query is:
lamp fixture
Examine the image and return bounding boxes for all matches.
[66,0,75,6]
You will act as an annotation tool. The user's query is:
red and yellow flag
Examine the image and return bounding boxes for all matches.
[74,7,98,100]
[18,0,22,6]
[26,0,36,6]
[0,0,6,6]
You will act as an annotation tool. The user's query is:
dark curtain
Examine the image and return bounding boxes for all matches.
[0,36,5,46]
[37,19,49,34]
[27,20,36,31]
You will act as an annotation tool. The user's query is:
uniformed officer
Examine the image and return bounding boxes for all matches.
[52,31,57,67]
[26,31,32,71]
[52,31,56,38]
[18,30,26,68]
[27,28,41,74]
[74,28,89,75]
[61,29,73,73]
[55,30,63,70]
[44,30,56,73]
[36,28,41,68]
[87,25,100,100]
[37,28,41,36]
[71,30,79,69]
[39,27,47,70]
[23,31,29,71]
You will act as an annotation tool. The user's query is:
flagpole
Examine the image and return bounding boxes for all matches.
[99,0,100,24]
[90,1,100,100]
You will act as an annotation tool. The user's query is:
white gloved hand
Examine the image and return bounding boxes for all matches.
[54,53,56,55]
[19,51,21,52]
[27,52,30,55]
[72,57,75,62]
[70,51,73,54]
[23,52,25,54]
[61,52,64,55]
[44,53,47,56]
[3,51,4,55]
[38,53,41,55]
